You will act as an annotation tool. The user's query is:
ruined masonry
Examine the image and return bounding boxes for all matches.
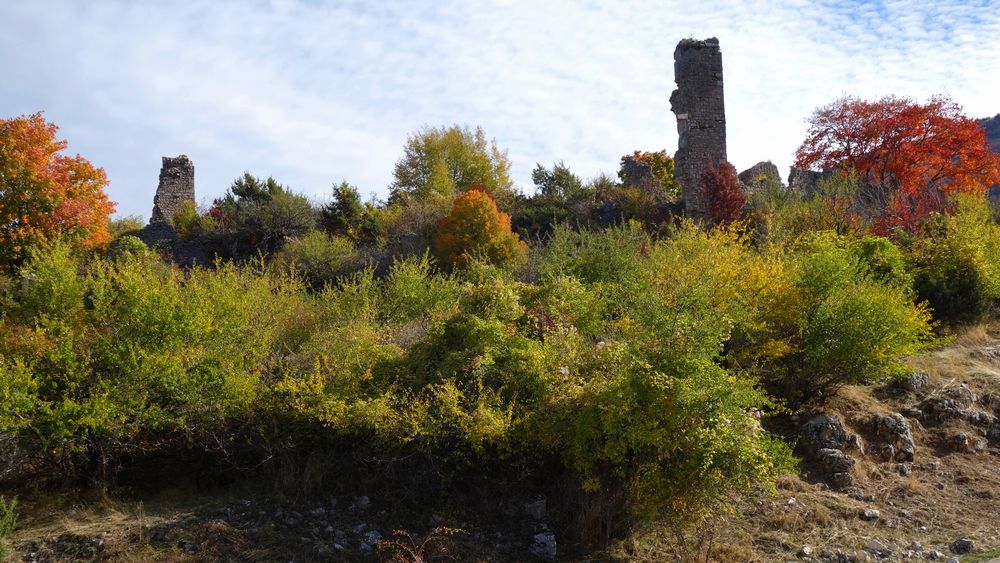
[150,155,195,224]
[137,155,195,248]
[670,37,727,220]
[619,156,662,192]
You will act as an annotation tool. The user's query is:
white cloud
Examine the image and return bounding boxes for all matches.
[1,0,999,218]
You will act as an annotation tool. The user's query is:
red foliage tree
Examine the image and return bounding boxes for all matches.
[702,161,746,225]
[433,185,527,269]
[795,96,1000,232]
[0,112,116,269]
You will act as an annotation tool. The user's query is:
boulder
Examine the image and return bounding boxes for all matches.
[530,531,557,560]
[799,415,862,488]
[800,415,864,454]
[943,432,984,453]
[871,413,916,462]
[901,371,930,393]
[738,161,782,191]
[950,537,975,555]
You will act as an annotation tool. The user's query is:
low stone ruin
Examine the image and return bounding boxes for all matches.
[787,167,829,199]
[619,155,662,192]
[738,161,782,192]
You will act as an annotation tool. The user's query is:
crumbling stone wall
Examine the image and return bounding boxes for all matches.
[150,155,195,224]
[619,156,662,192]
[138,155,195,250]
[738,161,782,192]
[670,37,727,220]
[788,167,828,200]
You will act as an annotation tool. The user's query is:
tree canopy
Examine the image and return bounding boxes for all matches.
[433,186,526,269]
[795,96,1000,232]
[390,125,513,206]
[0,112,115,269]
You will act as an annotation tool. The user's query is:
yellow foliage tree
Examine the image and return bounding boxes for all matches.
[433,186,527,269]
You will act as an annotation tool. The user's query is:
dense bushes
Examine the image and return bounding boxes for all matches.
[908,198,1000,325]
[275,231,356,289]
[210,173,317,254]
[0,198,981,543]
[6,115,1000,549]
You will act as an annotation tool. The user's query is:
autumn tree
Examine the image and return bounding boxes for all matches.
[390,125,514,207]
[703,160,746,225]
[0,112,115,269]
[795,96,1000,232]
[433,185,527,269]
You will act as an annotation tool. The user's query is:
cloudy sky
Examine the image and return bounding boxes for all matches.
[3,0,999,219]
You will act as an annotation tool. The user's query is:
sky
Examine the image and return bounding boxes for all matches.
[3,0,1000,220]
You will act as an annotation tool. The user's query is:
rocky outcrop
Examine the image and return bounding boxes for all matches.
[799,415,863,488]
[917,384,995,427]
[619,156,661,192]
[670,37,727,220]
[738,161,782,192]
[870,413,916,462]
[787,167,829,199]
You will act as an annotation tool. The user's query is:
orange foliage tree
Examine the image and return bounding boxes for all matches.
[794,95,1000,233]
[0,112,116,268]
[433,185,527,269]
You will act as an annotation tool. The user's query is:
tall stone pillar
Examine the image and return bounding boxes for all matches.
[669,37,727,220]
[150,155,195,224]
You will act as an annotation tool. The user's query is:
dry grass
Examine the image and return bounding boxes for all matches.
[608,322,1000,562]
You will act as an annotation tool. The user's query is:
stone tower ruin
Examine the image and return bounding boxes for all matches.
[669,37,727,220]
[150,155,195,224]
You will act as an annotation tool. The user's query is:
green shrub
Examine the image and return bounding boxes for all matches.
[746,173,863,245]
[172,200,202,239]
[789,231,934,396]
[109,235,150,261]
[108,215,144,240]
[0,245,306,477]
[0,495,16,562]
[909,196,1000,325]
[212,174,317,254]
[850,235,912,292]
[539,222,647,289]
[276,231,356,289]
[913,250,992,326]
[10,241,87,323]
[3,211,955,546]
[802,281,933,388]
[551,350,792,534]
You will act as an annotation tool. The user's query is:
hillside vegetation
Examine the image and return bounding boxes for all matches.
[2,100,1000,561]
